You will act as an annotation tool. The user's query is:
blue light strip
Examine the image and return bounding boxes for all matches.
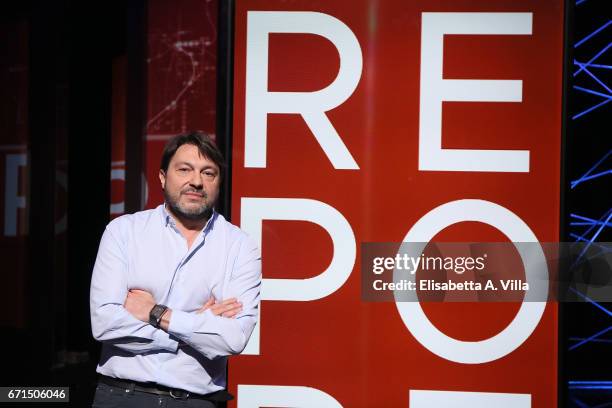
[571,210,612,266]
[571,398,589,408]
[583,211,612,245]
[570,150,611,188]
[570,382,612,385]
[568,287,612,318]
[575,62,612,70]
[574,20,612,48]
[570,337,612,344]
[571,170,611,185]
[572,26,612,119]
[570,213,612,226]
[573,98,612,119]
[569,325,612,351]
[581,63,612,69]
[575,63,612,94]
[571,218,612,226]
[572,209,611,240]
[570,209,611,258]
[568,235,611,256]
[574,42,612,76]
[573,85,612,99]
[572,86,612,119]
[568,5,610,403]
[572,215,609,245]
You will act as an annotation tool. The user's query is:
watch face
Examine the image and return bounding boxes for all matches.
[149,305,161,326]
[150,305,167,327]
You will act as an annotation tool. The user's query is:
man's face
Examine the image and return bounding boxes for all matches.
[159,144,221,221]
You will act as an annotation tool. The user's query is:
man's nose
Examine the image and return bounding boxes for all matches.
[189,172,204,188]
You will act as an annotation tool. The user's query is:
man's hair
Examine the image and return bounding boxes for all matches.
[160,132,226,179]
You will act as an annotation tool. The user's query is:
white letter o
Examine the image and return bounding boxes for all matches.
[394,199,547,364]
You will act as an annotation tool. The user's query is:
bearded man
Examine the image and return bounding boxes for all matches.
[89,132,261,408]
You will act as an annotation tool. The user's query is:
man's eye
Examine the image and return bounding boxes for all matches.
[204,171,216,177]
[178,168,189,173]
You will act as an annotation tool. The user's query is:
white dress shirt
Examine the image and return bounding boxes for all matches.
[90,204,261,394]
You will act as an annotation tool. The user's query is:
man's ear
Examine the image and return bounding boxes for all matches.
[158,169,166,190]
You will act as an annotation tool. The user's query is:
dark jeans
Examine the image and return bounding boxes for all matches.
[91,382,217,408]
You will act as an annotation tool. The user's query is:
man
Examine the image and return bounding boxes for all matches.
[90,132,261,407]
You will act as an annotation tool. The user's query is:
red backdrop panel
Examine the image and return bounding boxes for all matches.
[230,0,563,406]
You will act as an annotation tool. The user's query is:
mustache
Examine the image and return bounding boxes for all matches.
[181,188,207,198]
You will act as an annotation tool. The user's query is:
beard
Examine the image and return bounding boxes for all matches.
[164,187,214,221]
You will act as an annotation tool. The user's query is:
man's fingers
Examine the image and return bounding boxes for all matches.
[196,298,242,316]
[221,307,242,318]
[196,298,215,314]
[128,289,155,302]
[218,302,243,318]
[214,301,241,311]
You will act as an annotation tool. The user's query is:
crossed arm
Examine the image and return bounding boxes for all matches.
[124,290,242,331]
[90,225,261,359]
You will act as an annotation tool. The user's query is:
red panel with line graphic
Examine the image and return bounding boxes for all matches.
[110,0,218,215]
[230,1,564,406]
[145,0,219,209]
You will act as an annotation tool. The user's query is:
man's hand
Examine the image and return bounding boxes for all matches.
[197,297,242,318]
[124,289,156,323]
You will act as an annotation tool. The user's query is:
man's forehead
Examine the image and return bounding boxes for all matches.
[171,145,219,167]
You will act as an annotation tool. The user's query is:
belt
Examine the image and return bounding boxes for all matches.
[98,375,233,401]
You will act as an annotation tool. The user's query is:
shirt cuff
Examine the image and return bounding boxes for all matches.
[168,309,208,338]
[153,328,179,352]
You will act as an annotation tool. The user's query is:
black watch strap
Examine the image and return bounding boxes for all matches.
[149,304,168,328]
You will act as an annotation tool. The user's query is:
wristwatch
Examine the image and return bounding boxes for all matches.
[149,304,169,328]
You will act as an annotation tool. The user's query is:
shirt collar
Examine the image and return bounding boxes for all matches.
[160,204,217,235]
